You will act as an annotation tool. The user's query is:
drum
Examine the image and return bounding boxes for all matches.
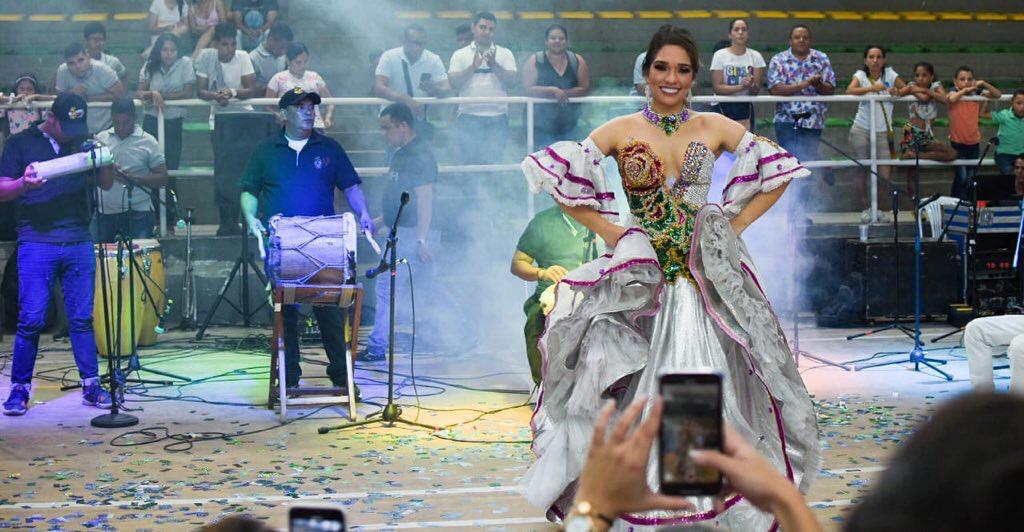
[93,240,164,355]
[268,214,357,286]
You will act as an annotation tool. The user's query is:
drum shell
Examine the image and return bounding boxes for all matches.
[268,214,357,286]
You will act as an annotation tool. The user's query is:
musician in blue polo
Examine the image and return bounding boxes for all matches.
[0,93,114,415]
[240,88,373,394]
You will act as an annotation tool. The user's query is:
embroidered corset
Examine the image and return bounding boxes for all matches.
[618,140,715,283]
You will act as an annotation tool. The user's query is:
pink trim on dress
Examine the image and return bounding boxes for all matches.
[621,495,743,526]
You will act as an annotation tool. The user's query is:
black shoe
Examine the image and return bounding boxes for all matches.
[216,224,242,236]
[357,348,386,362]
[330,381,361,401]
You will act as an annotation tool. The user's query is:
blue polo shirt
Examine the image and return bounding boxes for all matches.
[240,129,361,223]
[0,125,92,243]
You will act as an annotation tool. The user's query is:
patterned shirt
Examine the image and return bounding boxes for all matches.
[767,48,836,130]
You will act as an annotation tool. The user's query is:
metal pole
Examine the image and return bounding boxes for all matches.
[526,100,536,220]
[157,108,167,236]
[869,96,878,222]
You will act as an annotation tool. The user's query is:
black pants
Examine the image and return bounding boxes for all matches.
[281,304,349,388]
[142,115,183,225]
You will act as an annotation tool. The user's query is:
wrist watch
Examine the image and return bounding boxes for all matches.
[564,501,614,532]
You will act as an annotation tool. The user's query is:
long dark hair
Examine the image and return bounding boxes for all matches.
[641,24,701,77]
[912,61,935,85]
[145,33,180,79]
[861,45,887,78]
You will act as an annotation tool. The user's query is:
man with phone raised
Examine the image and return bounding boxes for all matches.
[374,24,450,119]
[447,11,517,164]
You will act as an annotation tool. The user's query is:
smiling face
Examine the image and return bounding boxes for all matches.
[790,27,811,56]
[545,27,567,54]
[645,44,695,110]
[15,78,36,97]
[729,20,749,47]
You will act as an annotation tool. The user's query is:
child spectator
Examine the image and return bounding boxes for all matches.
[3,74,52,137]
[947,66,1002,198]
[992,89,1024,176]
[896,62,957,162]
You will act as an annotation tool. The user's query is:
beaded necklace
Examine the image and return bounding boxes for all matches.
[641,104,690,136]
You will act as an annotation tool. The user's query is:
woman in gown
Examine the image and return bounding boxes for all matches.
[520,25,820,530]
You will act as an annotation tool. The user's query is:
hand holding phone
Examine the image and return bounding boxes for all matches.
[659,372,724,496]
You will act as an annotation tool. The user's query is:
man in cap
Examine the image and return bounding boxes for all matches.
[240,88,373,394]
[0,93,115,416]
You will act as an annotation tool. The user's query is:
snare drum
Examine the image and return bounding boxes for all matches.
[93,239,164,355]
[268,214,357,286]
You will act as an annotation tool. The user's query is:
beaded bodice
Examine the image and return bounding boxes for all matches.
[617,139,715,283]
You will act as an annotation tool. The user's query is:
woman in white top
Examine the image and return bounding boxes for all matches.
[265,42,334,130]
[147,0,189,54]
[710,19,765,130]
[188,0,227,62]
[846,45,906,205]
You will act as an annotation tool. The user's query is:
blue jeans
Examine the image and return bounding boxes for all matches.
[368,228,441,354]
[11,241,99,385]
[995,153,1017,177]
[950,142,980,199]
[92,211,156,243]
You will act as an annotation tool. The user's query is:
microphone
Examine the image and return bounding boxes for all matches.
[154,299,173,334]
[989,137,1000,146]
[80,139,104,152]
[400,191,410,205]
[366,258,407,279]
[917,192,942,210]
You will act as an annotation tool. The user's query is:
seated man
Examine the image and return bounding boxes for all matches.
[964,314,1024,393]
[511,205,600,386]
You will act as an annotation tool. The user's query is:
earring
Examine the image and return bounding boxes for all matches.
[644,84,652,109]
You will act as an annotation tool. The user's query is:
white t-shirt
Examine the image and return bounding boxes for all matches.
[149,0,184,27]
[286,135,309,164]
[268,70,329,128]
[710,48,766,95]
[195,48,255,126]
[852,67,899,132]
[448,42,517,116]
[376,47,448,99]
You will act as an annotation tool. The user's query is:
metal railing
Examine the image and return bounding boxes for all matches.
[4,93,1011,234]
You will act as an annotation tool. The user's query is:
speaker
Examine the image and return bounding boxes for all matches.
[847,239,960,320]
[212,112,278,203]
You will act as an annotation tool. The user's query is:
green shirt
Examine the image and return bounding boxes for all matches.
[516,206,601,297]
[993,108,1024,156]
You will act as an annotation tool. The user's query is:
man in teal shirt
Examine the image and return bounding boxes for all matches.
[511,205,599,386]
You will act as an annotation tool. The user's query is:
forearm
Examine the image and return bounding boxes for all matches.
[447,68,473,89]
[525,85,555,98]
[0,177,25,201]
[163,86,195,100]
[769,83,805,96]
[817,83,836,95]
[511,258,542,282]
[343,185,370,218]
[95,166,115,190]
[714,83,748,95]
[769,489,822,532]
[127,167,168,188]
[560,203,625,246]
[240,191,259,220]
[565,85,590,97]
[731,183,789,234]
[375,81,416,105]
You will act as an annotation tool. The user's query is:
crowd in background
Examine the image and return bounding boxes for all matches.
[0,8,1023,235]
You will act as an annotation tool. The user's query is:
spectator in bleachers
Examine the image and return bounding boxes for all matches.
[3,75,51,137]
[454,24,472,49]
[375,24,451,121]
[146,0,189,57]
[54,43,125,134]
[231,0,279,52]
[188,0,228,62]
[710,19,765,131]
[266,43,334,130]
[846,45,906,205]
[521,24,590,149]
[196,22,256,128]
[947,66,1002,198]
[139,33,194,172]
[83,23,126,83]
[896,62,956,162]
[448,11,517,164]
[248,22,292,95]
[630,52,646,96]
[1016,153,1024,193]
[93,97,168,242]
[768,25,836,171]
[993,89,1024,176]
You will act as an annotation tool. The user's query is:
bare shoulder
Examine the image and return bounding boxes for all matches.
[588,112,643,156]
[689,111,748,153]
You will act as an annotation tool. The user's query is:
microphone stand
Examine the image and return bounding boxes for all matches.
[318,192,439,435]
[852,137,952,379]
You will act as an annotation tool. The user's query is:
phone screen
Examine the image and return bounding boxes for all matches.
[289,506,346,532]
[659,373,723,495]
[420,73,432,82]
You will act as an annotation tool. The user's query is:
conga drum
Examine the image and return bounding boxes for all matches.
[134,239,165,346]
[93,243,144,356]
[267,214,357,286]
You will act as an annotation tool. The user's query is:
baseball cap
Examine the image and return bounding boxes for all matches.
[51,92,89,138]
[277,87,321,109]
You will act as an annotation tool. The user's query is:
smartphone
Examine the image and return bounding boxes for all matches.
[289,505,346,532]
[420,72,432,83]
[658,372,724,496]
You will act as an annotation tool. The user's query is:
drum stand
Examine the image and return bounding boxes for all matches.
[195,218,270,340]
[319,192,439,435]
[179,208,198,330]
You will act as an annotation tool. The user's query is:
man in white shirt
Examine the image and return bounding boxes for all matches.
[196,22,257,235]
[375,24,451,118]
[83,22,127,82]
[447,11,517,164]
